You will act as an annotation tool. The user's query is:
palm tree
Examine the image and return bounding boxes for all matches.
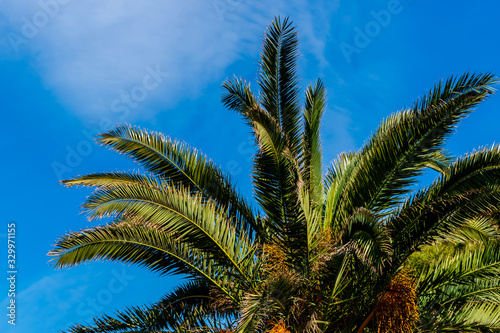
[50,17,500,333]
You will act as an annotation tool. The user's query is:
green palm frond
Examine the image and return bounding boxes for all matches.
[222,18,324,273]
[251,18,305,257]
[437,216,500,245]
[417,241,500,297]
[250,105,294,226]
[72,181,256,286]
[319,253,353,326]
[223,72,302,251]
[221,76,260,119]
[419,300,500,332]
[49,223,238,301]
[448,301,500,331]
[415,241,500,332]
[62,171,161,189]
[390,187,497,271]
[390,146,500,267]
[336,73,497,220]
[94,124,260,240]
[301,79,326,206]
[324,152,357,231]
[428,145,500,198]
[294,179,326,277]
[425,149,454,174]
[258,16,302,155]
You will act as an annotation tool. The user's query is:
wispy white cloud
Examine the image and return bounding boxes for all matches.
[1,0,340,124]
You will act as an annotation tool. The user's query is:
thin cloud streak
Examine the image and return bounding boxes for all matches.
[1,0,341,124]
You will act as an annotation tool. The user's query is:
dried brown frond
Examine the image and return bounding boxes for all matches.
[209,286,236,314]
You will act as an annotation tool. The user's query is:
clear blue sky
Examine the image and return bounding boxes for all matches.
[1,1,500,332]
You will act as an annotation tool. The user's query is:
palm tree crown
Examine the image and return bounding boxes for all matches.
[51,17,500,333]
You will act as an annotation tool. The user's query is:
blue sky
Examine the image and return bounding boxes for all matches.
[1,1,500,332]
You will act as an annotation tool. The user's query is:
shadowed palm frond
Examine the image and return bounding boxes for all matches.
[237,273,299,333]
[340,208,391,275]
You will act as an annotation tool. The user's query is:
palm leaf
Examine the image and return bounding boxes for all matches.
[335,73,497,223]
[49,223,238,301]
[390,146,500,267]
[70,180,257,286]
[301,79,326,209]
[258,16,302,155]
[92,124,260,240]
[417,241,500,297]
